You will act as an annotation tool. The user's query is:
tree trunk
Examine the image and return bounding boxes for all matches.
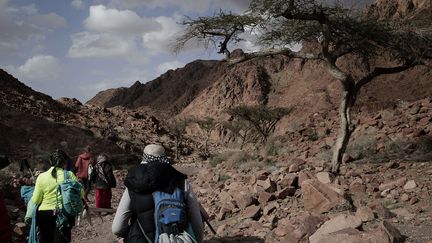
[175,139,180,159]
[331,88,355,173]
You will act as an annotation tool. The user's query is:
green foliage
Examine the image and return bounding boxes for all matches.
[218,174,231,182]
[166,118,191,159]
[195,116,218,156]
[264,137,289,156]
[415,136,432,153]
[386,139,410,153]
[223,119,259,149]
[195,117,217,133]
[227,105,292,144]
[173,11,262,55]
[175,0,431,63]
[346,135,377,159]
[209,154,224,167]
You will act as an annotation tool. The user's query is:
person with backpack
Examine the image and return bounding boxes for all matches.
[112,144,204,243]
[93,154,116,208]
[75,145,95,202]
[25,149,84,243]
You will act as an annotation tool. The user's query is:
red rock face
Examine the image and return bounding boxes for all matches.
[366,0,432,19]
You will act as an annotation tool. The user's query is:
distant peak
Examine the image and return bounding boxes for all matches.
[132,80,142,86]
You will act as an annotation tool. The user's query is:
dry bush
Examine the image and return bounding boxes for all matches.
[346,135,377,160]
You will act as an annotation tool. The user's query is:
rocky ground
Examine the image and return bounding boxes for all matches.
[4,157,430,243]
[70,157,432,243]
[1,95,431,242]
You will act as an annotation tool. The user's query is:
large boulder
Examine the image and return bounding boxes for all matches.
[301,179,351,214]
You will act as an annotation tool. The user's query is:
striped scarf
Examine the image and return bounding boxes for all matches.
[96,155,109,184]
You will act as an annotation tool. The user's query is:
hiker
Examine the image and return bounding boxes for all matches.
[26,149,83,243]
[112,144,204,243]
[0,155,13,243]
[75,145,95,201]
[93,154,116,208]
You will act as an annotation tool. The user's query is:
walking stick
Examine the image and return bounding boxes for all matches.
[198,203,216,235]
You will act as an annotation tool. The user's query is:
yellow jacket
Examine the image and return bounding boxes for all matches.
[31,167,82,211]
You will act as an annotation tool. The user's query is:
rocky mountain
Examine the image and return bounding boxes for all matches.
[0,69,187,165]
[1,0,432,242]
[87,60,227,116]
[366,0,432,19]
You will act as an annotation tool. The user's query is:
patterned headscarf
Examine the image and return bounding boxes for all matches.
[141,144,171,164]
[141,153,171,164]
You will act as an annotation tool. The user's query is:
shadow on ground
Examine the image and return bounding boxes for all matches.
[204,236,264,243]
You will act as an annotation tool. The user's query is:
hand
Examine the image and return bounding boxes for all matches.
[25,216,32,225]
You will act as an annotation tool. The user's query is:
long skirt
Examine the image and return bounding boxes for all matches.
[95,188,112,208]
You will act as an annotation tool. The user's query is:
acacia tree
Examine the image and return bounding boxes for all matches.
[166,118,190,159]
[195,117,218,156]
[174,0,431,173]
[227,105,292,144]
[173,11,260,58]
[223,119,258,149]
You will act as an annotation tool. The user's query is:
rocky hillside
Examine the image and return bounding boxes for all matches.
[87,60,227,116]
[0,69,189,165]
[366,0,432,19]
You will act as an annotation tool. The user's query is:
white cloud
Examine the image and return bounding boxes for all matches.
[68,31,136,58]
[84,5,160,36]
[105,0,250,13]
[0,1,67,53]
[157,60,185,74]
[71,0,84,9]
[30,13,67,29]
[4,55,63,82]
[142,16,183,54]
[106,0,208,12]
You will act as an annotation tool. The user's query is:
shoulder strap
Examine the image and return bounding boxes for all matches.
[136,220,152,243]
[63,170,68,180]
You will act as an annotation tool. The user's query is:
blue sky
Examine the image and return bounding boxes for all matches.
[0,0,251,102]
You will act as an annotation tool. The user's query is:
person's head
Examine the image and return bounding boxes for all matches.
[97,154,108,164]
[49,149,70,178]
[142,144,170,164]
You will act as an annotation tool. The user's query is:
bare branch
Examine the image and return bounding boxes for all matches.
[355,64,415,91]
[226,48,322,64]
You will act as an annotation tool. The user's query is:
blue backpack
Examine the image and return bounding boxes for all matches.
[57,170,83,217]
[152,182,196,243]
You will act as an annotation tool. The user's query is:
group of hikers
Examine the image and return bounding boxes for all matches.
[0,144,205,243]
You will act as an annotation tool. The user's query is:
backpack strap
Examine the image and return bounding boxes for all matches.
[136,219,152,243]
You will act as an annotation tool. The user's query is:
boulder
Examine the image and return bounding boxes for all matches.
[241,205,261,220]
[403,180,417,190]
[275,186,296,199]
[233,191,255,210]
[301,179,351,214]
[315,172,332,184]
[309,214,362,243]
[355,206,375,222]
[275,212,327,243]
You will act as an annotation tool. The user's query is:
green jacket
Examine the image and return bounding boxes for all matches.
[31,167,82,211]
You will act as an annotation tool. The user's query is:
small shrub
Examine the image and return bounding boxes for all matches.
[307,132,319,141]
[219,174,231,182]
[209,154,224,167]
[316,149,332,162]
[227,151,256,167]
[415,136,432,153]
[386,139,410,153]
[346,135,377,159]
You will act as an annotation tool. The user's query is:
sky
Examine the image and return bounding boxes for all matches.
[0,0,252,102]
